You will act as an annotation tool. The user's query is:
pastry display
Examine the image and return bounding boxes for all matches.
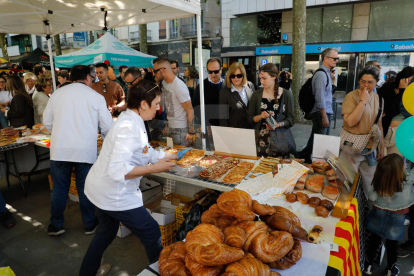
[285,193,298,203]
[308,225,324,244]
[177,149,205,166]
[199,158,239,180]
[268,240,302,270]
[296,192,309,204]
[315,206,329,218]
[217,189,256,221]
[223,161,255,184]
[305,175,325,193]
[322,185,339,200]
[308,197,322,208]
[320,200,334,212]
[251,157,280,174]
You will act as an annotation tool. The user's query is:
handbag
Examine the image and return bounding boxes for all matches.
[339,95,383,156]
[268,92,296,157]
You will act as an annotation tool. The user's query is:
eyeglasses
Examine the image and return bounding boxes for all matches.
[147,84,159,94]
[126,76,140,86]
[327,57,339,62]
[102,84,107,93]
[230,74,243,79]
[153,68,165,74]
[208,70,220,75]
[360,79,376,86]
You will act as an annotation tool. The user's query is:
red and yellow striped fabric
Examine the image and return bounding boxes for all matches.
[328,198,361,276]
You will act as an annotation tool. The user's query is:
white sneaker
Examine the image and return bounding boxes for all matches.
[364,264,373,275]
[96,264,111,276]
[404,219,410,226]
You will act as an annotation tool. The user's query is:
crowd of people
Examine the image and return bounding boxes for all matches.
[0,49,413,276]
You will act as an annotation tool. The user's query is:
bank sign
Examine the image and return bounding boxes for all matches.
[73,32,89,49]
[256,40,414,55]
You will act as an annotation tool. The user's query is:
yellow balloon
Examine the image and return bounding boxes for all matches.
[403,83,414,116]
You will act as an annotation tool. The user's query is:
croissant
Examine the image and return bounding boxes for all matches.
[201,204,240,229]
[252,200,275,216]
[221,253,281,276]
[185,224,245,266]
[170,240,187,260]
[217,189,256,221]
[236,221,269,252]
[268,240,302,270]
[272,206,301,227]
[262,214,308,240]
[223,226,246,248]
[248,230,294,263]
[159,242,191,276]
[184,254,223,276]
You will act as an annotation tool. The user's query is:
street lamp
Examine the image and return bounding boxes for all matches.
[24,43,32,53]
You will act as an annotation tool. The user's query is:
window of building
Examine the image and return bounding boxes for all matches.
[230,15,259,47]
[170,19,179,39]
[369,0,414,40]
[258,13,282,45]
[307,8,322,43]
[322,5,352,42]
[159,22,166,39]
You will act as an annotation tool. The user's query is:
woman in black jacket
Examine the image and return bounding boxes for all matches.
[219,62,255,129]
[377,66,414,156]
[1,75,34,128]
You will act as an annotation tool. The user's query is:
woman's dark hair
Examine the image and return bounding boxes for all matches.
[280,71,288,82]
[144,72,155,83]
[186,65,199,79]
[35,77,50,92]
[0,76,6,91]
[127,79,162,111]
[6,75,33,107]
[259,63,280,103]
[358,66,380,82]
[387,66,414,89]
[70,65,91,82]
[57,70,70,79]
[372,153,405,197]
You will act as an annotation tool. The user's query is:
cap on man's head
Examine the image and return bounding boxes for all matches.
[104,60,111,66]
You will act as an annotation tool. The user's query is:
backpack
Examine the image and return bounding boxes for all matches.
[299,68,329,119]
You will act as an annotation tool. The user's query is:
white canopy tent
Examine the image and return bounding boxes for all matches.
[0,0,207,149]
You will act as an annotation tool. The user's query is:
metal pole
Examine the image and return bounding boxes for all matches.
[196,14,205,150]
[190,39,193,66]
[45,22,57,91]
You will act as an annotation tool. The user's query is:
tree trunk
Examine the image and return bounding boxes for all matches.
[139,24,148,54]
[89,31,94,44]
[54,35,62,56]
[292,0,306,123]
[0,33,9,61]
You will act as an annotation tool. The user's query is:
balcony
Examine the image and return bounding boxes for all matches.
[182,22,209,37]
[129,30,152,43]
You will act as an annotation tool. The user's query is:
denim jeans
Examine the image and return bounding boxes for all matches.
[50,160,96,229]
[365,208,405,241]
[299,112,331,162]
[79,206,163,276]
[167,127,189,146]
[0,190,7,213]
[0,112,8,129]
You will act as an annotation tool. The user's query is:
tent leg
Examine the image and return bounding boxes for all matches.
[44,21,57,92]
[196,14,206,151]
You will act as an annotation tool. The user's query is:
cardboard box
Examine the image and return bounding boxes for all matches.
[140,177,161,191]
[140,177,163,204]
[117,223,132,238]
[144,200,183,226]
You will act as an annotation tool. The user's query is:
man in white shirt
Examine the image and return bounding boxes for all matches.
[153,57,195,146]
[43,65,113,236]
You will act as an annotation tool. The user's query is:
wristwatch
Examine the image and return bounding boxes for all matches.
[359,100,366,106]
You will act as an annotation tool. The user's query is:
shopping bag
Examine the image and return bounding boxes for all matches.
[0,266,17,276]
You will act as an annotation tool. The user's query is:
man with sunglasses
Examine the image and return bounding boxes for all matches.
[153,57,195,146]
[298,48,338,163]
[92,63,125,116]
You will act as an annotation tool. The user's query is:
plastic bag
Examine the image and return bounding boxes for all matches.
[0,267,16,276]
[176,203,203,241]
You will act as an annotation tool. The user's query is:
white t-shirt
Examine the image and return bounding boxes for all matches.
[162,77,191,129]
[0,91,12,103]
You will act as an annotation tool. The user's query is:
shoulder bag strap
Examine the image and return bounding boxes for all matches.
[374,94,383,125]
[315,68,329,88]
[229,89,248,113]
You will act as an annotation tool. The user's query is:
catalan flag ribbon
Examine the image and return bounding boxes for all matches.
[328,198,361,276]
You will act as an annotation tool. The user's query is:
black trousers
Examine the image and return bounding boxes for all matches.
[365,229,399,270]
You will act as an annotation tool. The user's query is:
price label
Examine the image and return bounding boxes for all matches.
[329,243,339,252]
[167,137,173,148]
[277,164,290,171]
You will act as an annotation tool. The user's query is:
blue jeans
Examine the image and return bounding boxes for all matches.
[0,112,8,128]
[50,160,95,229]
[299,112,331,162]
[79,206,163,276]
[365,208,405,241]
[0,190,7,213]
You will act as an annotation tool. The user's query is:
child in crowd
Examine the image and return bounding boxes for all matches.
[364,153,414,276]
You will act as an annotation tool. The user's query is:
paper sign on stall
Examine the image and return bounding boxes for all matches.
[211,126,257,157]
[272,161,309,195]
[312,134,340,161]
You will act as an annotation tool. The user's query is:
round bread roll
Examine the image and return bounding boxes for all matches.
[308,197,321,208]
[286,193,297,203]
[320,200,334,212]
[315,206,329,218]
[296,192,309,204]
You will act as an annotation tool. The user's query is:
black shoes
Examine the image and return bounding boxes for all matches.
[48,224,65,236]
[385,263,400,276]
[85,219,99,235]
[0,210,16,228]
[397,240,414,258]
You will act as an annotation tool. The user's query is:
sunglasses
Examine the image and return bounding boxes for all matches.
[102,84,107,93]
[126,76,140,86]
[208,70,220,75]
[230,74,243,79]
[153,68,165,74]
[327,57,339,62]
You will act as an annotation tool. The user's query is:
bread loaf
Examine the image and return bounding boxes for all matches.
[305,175,325,193]
[320,200,334,211]
[307,225,324,244]
[296,192,309,204]
[308,197,321,208]
[322,185,339,200]
[315,206,329,218]
[286,193,297,203]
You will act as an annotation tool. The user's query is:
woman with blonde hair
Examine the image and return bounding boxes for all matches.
[23,72,37,96]
[184,65,199,100]
[219,62,255,129]
[1,75,34,128]
[33,77,51,124]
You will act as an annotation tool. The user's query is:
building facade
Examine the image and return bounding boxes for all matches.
[221,0,414,92]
